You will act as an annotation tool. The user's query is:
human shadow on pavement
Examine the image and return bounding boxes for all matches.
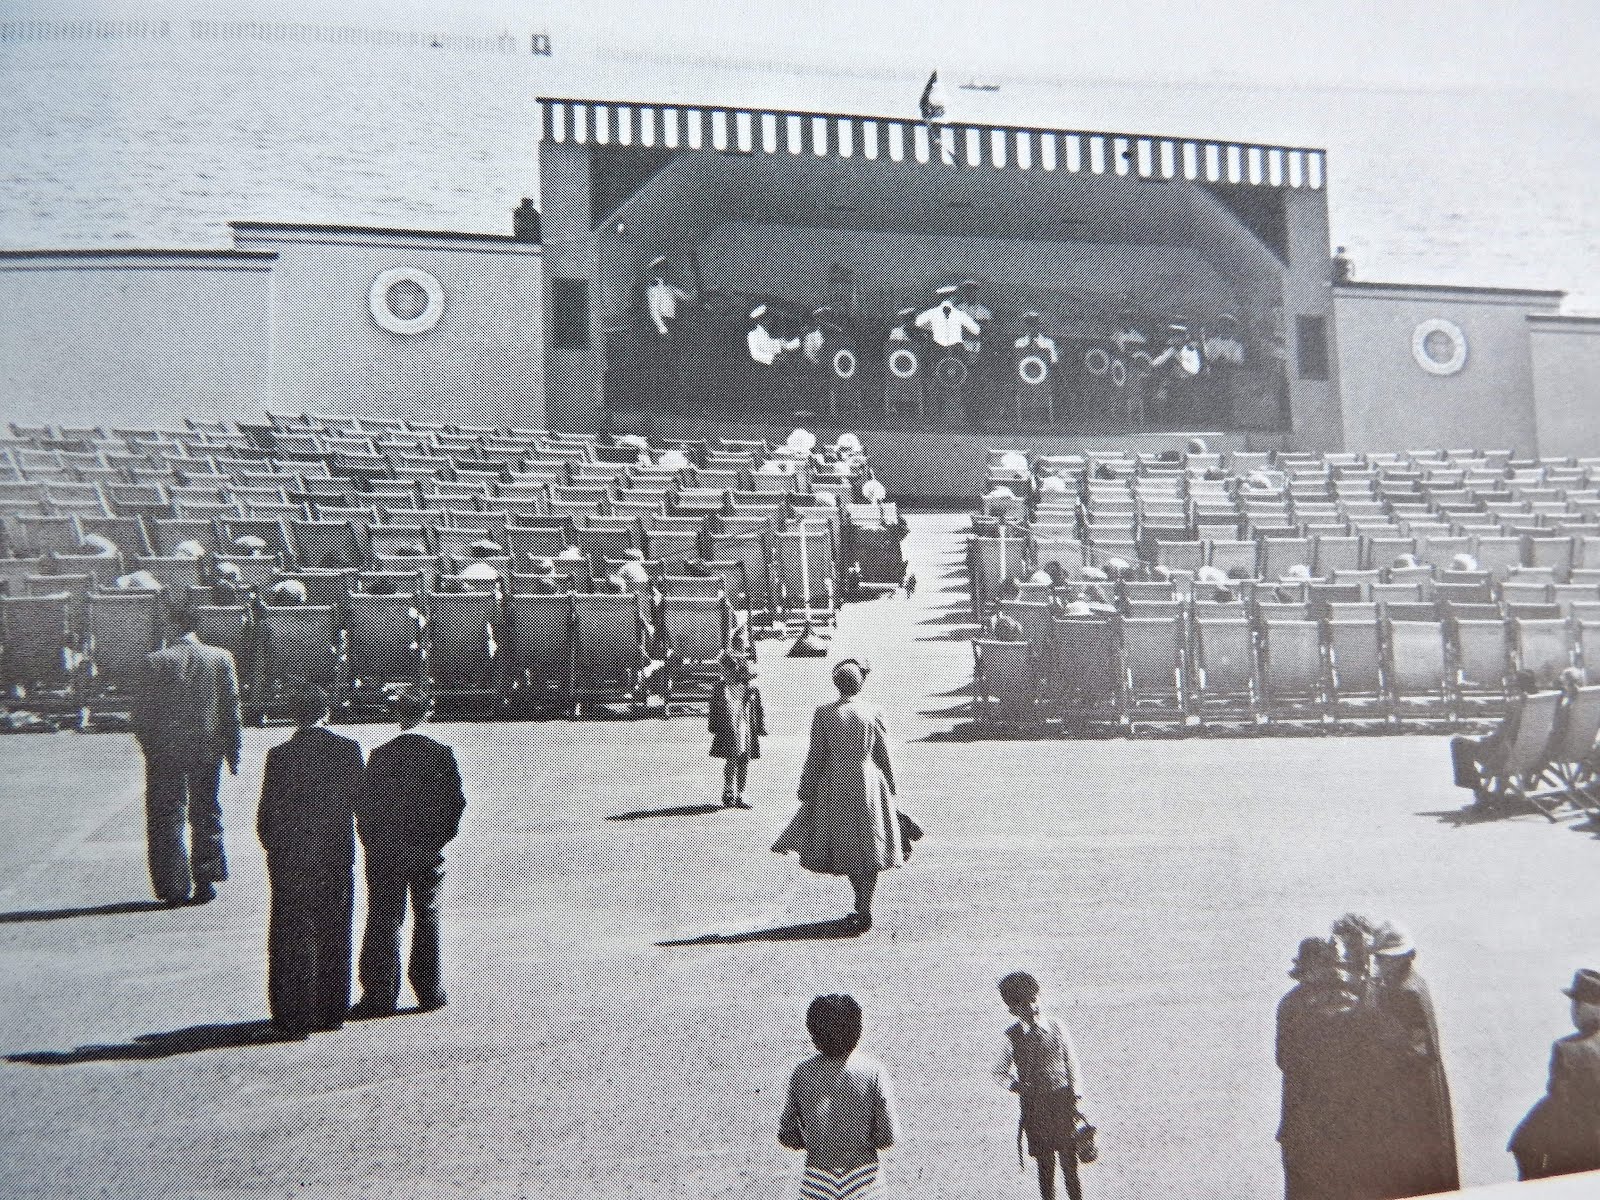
[0,900,174,924]
[658,917,861,947]
[7,1020,301,1065]
[607,803,726,821]
[1416,804,1529,828]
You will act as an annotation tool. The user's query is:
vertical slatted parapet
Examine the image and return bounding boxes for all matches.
[535,96,1327,190]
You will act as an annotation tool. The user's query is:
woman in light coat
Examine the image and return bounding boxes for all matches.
[773,657,903,932]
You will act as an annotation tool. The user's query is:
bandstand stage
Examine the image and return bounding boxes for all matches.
[537,96,1340,495]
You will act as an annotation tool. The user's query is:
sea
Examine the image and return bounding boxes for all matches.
[2,26,1598,312]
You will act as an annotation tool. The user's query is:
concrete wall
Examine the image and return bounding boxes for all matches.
[1332,283,1561,455]
[0,250,274,429]
[230,224,543,429]
[1528,314,1600,456]
[1281,187,1343,452]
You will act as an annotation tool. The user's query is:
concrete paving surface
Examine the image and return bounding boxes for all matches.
[1,513,1596,1198]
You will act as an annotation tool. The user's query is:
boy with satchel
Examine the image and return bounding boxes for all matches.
[994,971,1094,1200]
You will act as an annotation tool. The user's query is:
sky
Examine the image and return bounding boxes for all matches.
[11,0,1600,95]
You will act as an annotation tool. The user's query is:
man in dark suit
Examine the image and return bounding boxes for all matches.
[350,689,466,1019]
[257,686,364,1036]
[1510,968,1600,1179]
[132,604,242,905]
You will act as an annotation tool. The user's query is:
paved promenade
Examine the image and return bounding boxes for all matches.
[1,514,1596,1198]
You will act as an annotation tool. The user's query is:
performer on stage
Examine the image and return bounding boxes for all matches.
[802,306,835,367]
[645,256,692,339]
[915,286,979,351]
[747,305,800,366]
[1013,312,1059,365]
[956,281,991,354]
[887,306,918,342]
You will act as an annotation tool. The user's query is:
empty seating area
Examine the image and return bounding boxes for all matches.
[968,445,1600,733]
[0,415,887,723]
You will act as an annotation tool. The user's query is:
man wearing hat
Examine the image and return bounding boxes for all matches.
[1371,924,1460,1197]
[132,603,243,905]
[1509,968,1600,1179]
[1276,937,1384,1200]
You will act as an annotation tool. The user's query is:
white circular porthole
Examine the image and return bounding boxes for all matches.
[1411,317,1467,376]
[369,267,445,335]
[887,346,920,380]
[1017,353,1050,386]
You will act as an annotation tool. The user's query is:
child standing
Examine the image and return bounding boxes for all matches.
[778,993,900,1198]
[708,650,765,809]
[995,972,1088,1200]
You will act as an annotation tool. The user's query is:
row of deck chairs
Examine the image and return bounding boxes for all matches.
[0,576,746,723]
[966,527,1600,620]
[970,595,1600,732]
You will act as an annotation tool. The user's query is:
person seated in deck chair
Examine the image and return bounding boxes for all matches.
[1392,553,1423,571]
[1451,669,1539,793]
[113,570,162,591]
[210,560,245,605]
[266,579,308,606]
[1449,553,1481,574]
[79,533,119,559]
[988,611,1026,643]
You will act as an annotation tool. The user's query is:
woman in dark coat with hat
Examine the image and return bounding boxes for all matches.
[1370,927,1459,1198]
[1509,968,1600,1180]
[1276,937,1389,1200]
[772,657,903,933]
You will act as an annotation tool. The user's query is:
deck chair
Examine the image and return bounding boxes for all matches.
[773,523,838,632]
[427,590,507,706]
[508,592,574,712]
[1326,604,1387,719]
[1535,685,1600,813]
[1312,536,1363,577]
[1471,536,1525,581]
[219,516,293,561]
[1121,616,1187,724]
[659,595,733,710]
[1470,691,1566,820]
[1030,538,1085,578]
[0,592,80,709]
[83,589,164,710]
[572,593,650,709]
[1190,609,1257,724]
[1514,618,1573,689]
[1386,612,1452,720]
[505,523,573,562]
[13,513,82,557]
[972,639,1041,726]
[1450,614,1512,716]
[253,605,347,718]
[1048,617,1122,728]
[968,533,1029,618]
[192,606,253,698]
[290,519,366,570]
[1206,540,1258,578]
[1260,537,1313,580]
[1523,535,1574,579]
[342,590,428,707]
[1258,618,1328,722]
[78,515,153,559]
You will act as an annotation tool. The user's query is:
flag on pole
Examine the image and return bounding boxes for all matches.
[918,69,947,122]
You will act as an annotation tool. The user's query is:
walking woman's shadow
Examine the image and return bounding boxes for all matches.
[658,917,861,947]
[7,1020,301,1065]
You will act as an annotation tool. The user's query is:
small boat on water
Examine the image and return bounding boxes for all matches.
[959,81,1000,92]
